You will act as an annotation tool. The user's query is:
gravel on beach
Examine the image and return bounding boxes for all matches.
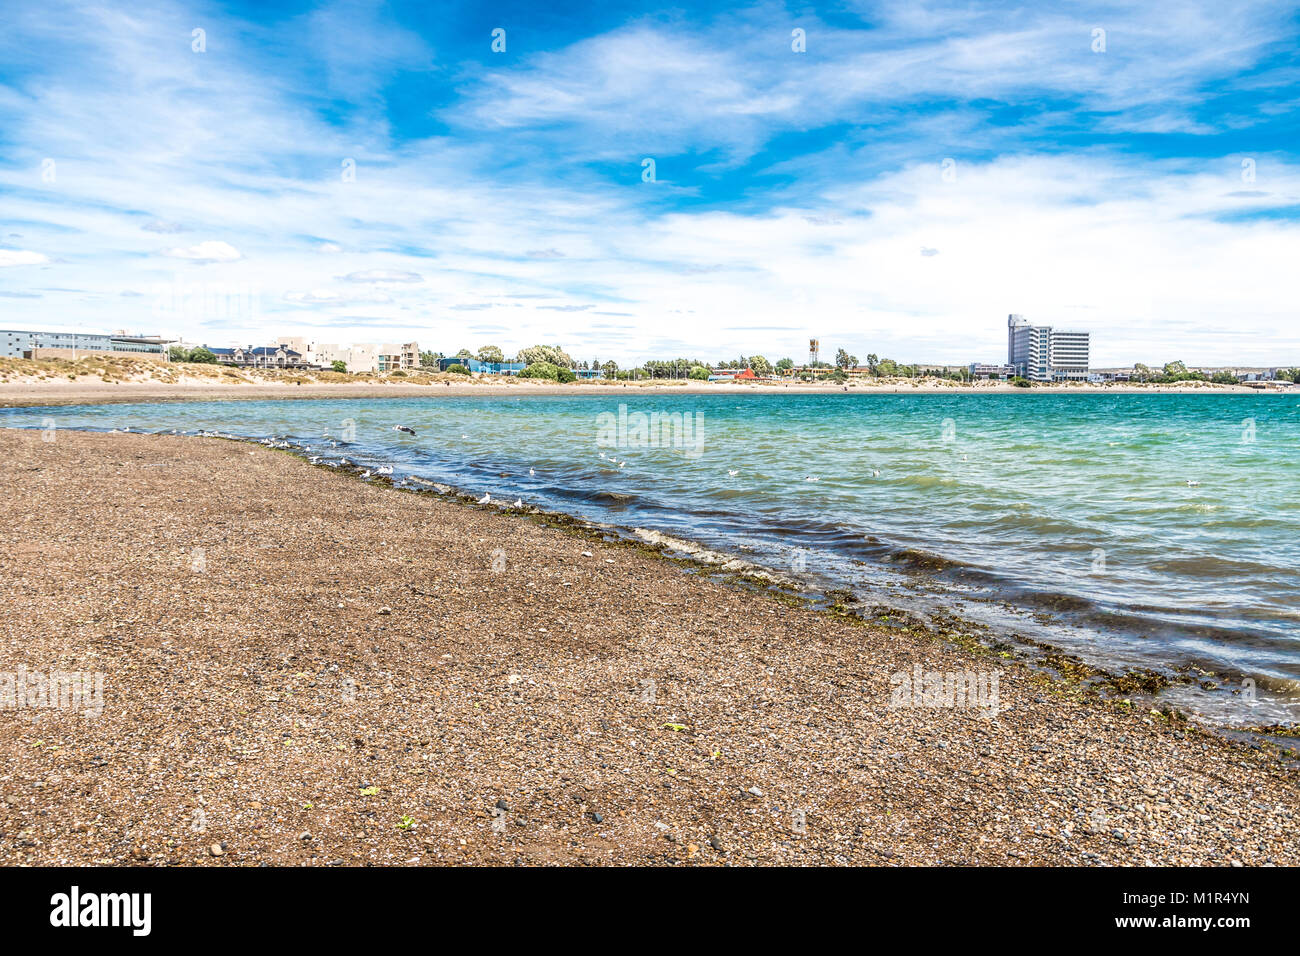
[0,430,1294,866]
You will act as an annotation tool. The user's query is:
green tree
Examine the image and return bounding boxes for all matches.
[748,355,772,375]
[519,361,561,380]
[518,345,574,368]
[455,349,474,362]
[1163,360,1189,380]
[601,360,619,377]
[835,348,858,369]
[775,357,794,372]
[689,365,710,380]
[477,345,505,363]
[331,360,347,373]
[188,346,218,364]
[446,363,471,375]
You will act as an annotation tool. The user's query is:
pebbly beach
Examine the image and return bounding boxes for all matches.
[0,427,1295,866]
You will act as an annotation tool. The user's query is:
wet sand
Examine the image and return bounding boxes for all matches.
[0,429,1294,865]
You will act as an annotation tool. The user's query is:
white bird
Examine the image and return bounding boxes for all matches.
[1186,480,1201,487]
[619,461,626,468]
[361,470,371,478]
[728,470,739,477]
[804,476,820,482]
[872,470,880,477]
[513,499,523,508]
[377,465,393,475]
[478,492,491,504]
[529,468,535,476]
[599,452,607,459]
[461,434,468,439]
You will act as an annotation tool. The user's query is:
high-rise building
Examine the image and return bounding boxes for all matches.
[1007,315,1089,382]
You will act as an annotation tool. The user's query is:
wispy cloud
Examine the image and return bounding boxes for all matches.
[0,0,1296,364]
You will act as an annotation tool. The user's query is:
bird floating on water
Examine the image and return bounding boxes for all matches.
[1186,480,1201,487]
[393,425,416,436]
[804,476,820,482]
[529,468,535,476]
[728,470,739,477]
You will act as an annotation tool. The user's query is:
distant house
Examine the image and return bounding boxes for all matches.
[216,344,311,368]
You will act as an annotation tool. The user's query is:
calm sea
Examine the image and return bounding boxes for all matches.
[7,392,1298,724]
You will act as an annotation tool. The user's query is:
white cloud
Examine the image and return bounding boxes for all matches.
[0,249,49,267]
[161,241,242,263]
[341,269,423,283]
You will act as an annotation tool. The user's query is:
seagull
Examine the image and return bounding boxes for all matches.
[393,425,416,436]
[804,476,820,482]
[619,461,626,468]
[478,492,491,504]
[461,434,468,439]
[1186,480,1201,487]
[376,465,393,475]
[728,470,739,477]
[529,468,535,477]
[599,452,607,459]
[513,499,523,508]
[872,470,880,477]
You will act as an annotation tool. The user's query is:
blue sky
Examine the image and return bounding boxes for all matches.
[1,0,1298,365]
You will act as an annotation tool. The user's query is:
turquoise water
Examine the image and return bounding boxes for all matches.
[6,392,1299,724]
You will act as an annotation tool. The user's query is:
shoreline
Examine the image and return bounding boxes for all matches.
[0,377,1287,408]
[0,429,1295,865]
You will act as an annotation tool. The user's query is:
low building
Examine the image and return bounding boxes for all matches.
[437,357,528,375]
[213,345,310,368]
[274,336,419,373]
[1,329,172,360]
[970,363,1017,380]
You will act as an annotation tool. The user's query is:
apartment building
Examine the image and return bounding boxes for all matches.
[272,336,419,373]
[1007,315,1090,382]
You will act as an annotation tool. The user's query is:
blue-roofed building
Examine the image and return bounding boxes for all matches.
[437,357,528,375]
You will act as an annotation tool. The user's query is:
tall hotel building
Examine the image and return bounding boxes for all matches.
[1007,315,1090,382]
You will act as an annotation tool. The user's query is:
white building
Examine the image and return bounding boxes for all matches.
[1007,315,1090,382]
[273,336,418,373]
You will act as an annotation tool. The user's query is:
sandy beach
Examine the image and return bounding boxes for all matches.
[0,428,1295,866]
[0,355,1282,408]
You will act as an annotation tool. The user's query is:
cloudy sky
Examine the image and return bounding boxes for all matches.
[1,0,1298,366]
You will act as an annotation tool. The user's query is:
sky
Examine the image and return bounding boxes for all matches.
[1,0,1298,367]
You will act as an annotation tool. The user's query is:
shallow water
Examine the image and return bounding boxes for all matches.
[6,392,1298,724]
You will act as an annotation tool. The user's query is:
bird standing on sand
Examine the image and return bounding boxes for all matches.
[377,465,393,475]
[393,425,416,436]
[478,492,491,504]
[513,499,523,508]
